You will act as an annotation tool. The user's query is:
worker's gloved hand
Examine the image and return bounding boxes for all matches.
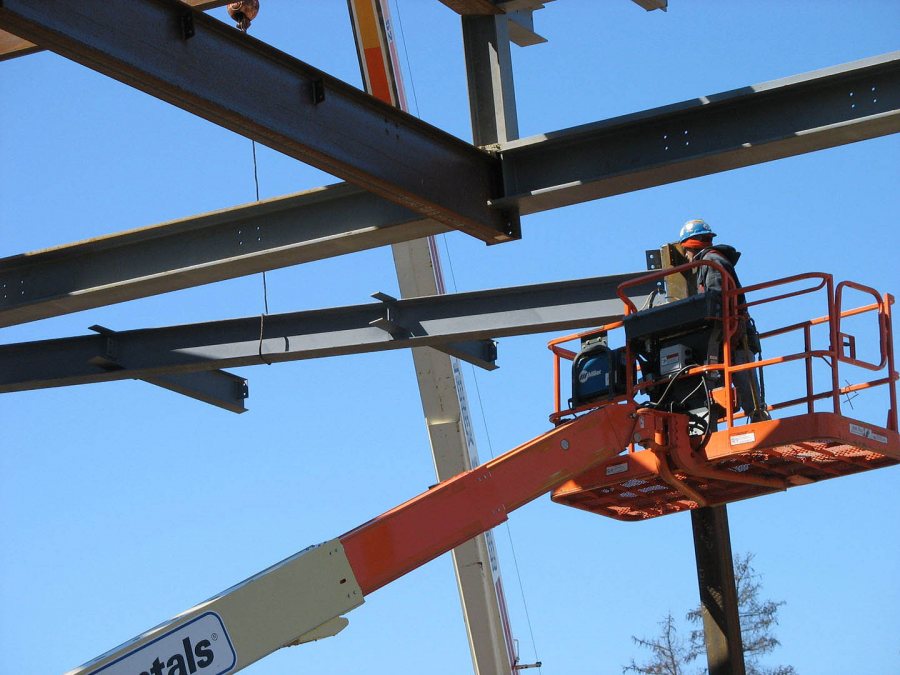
[749,409,771,423]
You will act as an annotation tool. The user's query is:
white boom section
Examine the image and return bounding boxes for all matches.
[394,238,517,673]
[348,2,518,672]
[67,540,363,675]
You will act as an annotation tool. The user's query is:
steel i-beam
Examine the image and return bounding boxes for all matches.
[0,0,517,242]
[86,324,249,413]
[497,52,900,215]
[0,1,232,61]
[0,273,656,394]
[3,53,893,331]
[0,183,448,328]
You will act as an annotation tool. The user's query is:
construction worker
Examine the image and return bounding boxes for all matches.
[679,219,769,422]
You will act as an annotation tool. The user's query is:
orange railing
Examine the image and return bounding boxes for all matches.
[548,266,898,434]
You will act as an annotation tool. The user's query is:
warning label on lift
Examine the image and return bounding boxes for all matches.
[849,422,888,444]
[82,612,236,675]
[606,462,629,476]
[730,431,756,446]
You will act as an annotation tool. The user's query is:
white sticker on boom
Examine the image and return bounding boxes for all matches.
[849,422,888,444]
[730,432,756,446]
[606,462,629,476]
[85,612,236,675]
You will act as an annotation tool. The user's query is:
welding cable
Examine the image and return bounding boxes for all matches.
[638,287,661,311]
[644,364,695,410]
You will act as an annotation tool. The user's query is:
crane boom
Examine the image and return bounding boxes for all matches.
[347,1,521,672]
[68,401,638,675]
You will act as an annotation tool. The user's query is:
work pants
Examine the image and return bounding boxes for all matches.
[708,316,765,419]
[732,347,763,418]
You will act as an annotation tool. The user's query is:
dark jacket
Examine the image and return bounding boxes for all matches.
[694,244,742,296]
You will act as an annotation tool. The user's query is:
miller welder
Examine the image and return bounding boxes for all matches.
[623,289,723,424]
[569,334,627,408]
[570,289,725,430]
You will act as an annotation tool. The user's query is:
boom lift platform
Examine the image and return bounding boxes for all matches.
[550,263,899,520]
[70,264,898,674]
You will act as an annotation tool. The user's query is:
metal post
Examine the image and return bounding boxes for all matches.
[690,505,746,675]
[349,4,519,671]
[462,14,519,147]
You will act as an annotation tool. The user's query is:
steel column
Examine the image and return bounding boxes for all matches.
[0,273,655,394]
[0,0,516,242]
[690,505,746,675]
[497,52,900,215]
[462,13,520,147]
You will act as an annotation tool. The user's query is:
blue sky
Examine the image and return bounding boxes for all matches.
[1,1,898,674]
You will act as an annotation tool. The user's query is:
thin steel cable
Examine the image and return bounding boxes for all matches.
[440,235,543,672]
[391,0,420,117]
[399,10,541,668]
[236,18,273,352]
[251,139,260,201]
[250,140,270,316]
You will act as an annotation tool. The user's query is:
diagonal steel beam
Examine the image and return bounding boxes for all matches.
[0,273,656,394]
[496,52,900,215]
[0,183,448,328]
[0,0,230,61]
[0,0,516,243]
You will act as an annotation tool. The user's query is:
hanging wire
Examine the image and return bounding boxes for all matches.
[391,0,421,117]
[440,235,543,673]
[251,139,270,315]
[390,7,541,668]
[233,10,271,357]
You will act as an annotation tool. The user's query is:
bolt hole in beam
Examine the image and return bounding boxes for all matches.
[495,52,900,216]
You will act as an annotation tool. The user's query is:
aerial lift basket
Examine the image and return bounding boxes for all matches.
[548,266,899,520]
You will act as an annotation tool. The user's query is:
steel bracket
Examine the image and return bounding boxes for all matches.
[87,324,122,370]
[180,11,195,40]
[370,292,411,339]
[370,291,499,369]
[86,324,249,413]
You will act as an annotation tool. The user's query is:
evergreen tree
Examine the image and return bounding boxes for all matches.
[624,553,795,675]
[624,612,692,675]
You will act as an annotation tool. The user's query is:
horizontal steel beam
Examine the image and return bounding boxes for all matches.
[438,1,503,15]
[630,0,668,11]
[0,0,230,61]
[86,324,249,413]
[144,370,248,413]
[0,273,655,394]
[496,52,900,215]
[0,183,448,328]
[0,0,515,242]
[5,55,896,329]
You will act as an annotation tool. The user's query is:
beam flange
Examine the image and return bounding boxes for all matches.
[4,55,896,329]
[438,1,503,15]
[0,0,232,61]
[496,52,900,215]
[0,0,515,242]
[87,324,249,412]
[0,183,447,328]
[630,0,668,11]
[144,370,249,413]
[0,274,655,394]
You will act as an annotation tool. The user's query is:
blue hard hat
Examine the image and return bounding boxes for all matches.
[679,218,716,243]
